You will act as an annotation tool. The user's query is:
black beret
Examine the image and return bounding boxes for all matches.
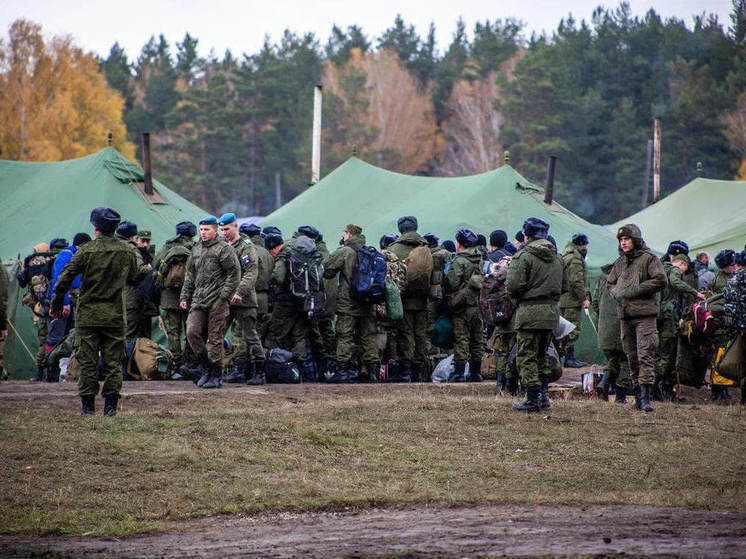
[667,239,689,256]
[380,233,398,250]
[442,240,456,253]
[49,238,67,250]
[397,215,418,233]
[423,232,439,248]
[264,234,283,250]
[715,249,736,269]
[456,228,478,247]
[298,225,322,241]
[490,230,507,248]
[72,233,91,247]
[240,223,261,236]
[515,230,525,243]
[262,225,282,237]
[116,221,138,239]
[523,217,550,240]
[90,207,121,234]
[176,221,197,237]
[572,233,590,246]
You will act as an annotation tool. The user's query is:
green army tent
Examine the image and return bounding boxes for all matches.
[0,148,208,378]
[262,157,622,363]
[611,178,746,258]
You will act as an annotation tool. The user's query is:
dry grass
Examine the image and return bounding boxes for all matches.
[0,383,744,536]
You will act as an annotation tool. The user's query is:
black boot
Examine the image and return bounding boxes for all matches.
[512,387,541,413]
[390,359,412,383]
[597,370,611,401]
[223,359,247,383]
[564,348,586,368]
[247,361,266,385]
[640,384,654,412]
[201,362,223,389]
[505,375,519,396]
[448,360,466,383]
[494,373,506,396]
[467,361,483,383]
[539,380,551,409]
[615,385,627,404]
[80,395,95,415]
[30,364,47,382]
[410,362,423,383]
[184,356,208,385]
[366,363,380,383]
[103,394,119,416]
[632,384,642,410]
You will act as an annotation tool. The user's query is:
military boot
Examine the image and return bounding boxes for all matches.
[410,362,422,383]
[448,361,466,383]
[223,359,247,383]
[539,380,551,409]
[390,359,412,383]
[512,387,541,413]
[494,373,506,396]
[505,375,519,396]
[640,384,654,412]
[563,348,586,368]
[597,370,611,401]
[247,361,266,385]
[467,360,483,382]
[30,364,47,382]
[80,395,95,415]
[366,363,380,383]
[201,362,223,389]
[103,394,119,416]
[632,384,642,410]
[615,385,627,404]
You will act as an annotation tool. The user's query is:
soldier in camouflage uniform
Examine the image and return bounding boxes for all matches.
[50,207,139,416]
[425,233,451,368]
[443,228,484,382]
[219,213,264,384]
[0,253,8,380]
[389,216,431,382]
[239,222,274,348]
[180,216,240,389]
[711,249,736,295]
[507,218,564,412]
[116,221,151,341]
[240,223,265,249]
[559,233,591,368]
[154,221,196,377]
[323,224,379,383]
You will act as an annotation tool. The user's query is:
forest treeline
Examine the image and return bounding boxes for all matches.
[2,2,746,223]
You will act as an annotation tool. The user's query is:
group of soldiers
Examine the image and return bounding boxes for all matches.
[2,205,745,416]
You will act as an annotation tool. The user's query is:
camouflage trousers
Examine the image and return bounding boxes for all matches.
[655,317,678,384]
[230,306,264,363]
[515,329,553,389]
[452,306,484,363]
[309,315,336,357]
[620,316,658,386]
[36,319,48,367]
[335,314,378,365]
[186,299,231,363]
[257,311,270,347]
[397,309,429,366]
[495,331,516,379]
[162,308,194,366]
[559,306,582,350]
[603,348,632,389]
[76,326,125,398]
[266,302,309,361]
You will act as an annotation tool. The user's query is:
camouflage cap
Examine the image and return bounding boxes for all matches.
[672,254,689,264]
[138,230,152,240]
[616,223,642,241]
[345,224,363,236]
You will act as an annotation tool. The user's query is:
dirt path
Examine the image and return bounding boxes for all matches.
[2,504,744,557]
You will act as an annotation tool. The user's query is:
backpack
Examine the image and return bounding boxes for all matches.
[160,245,192,289]
[265,348,302,383]
[723,269,746,329]
[478,263,514,326]
[430,314,454,349]
[127,338,172,380]
[404,245,434,295]
[19,251,57,304]
[350,246,387,304]
[287,236,326,316]
[376,251,406,319]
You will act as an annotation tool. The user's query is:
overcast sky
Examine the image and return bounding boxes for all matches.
[0,0,732,60]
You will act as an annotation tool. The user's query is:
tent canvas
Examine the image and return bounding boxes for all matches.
[0,148,208,378]
[261,157,622,362]
[611,178,746,258]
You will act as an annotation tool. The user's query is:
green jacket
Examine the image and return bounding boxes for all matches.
[180,237,240,310]
[660,261,699,320]
[117,236,147,311]
[154,235,195,310]
[506,238,564,330]
[253,242,273,313]
[0,258,9,328]
[51,234,139,329]
[316,239,338,319]
[430,245,451,301]
[559,243,589,308]
[249,234,265,249]
[606,244,667,319]
[592,264,622,351]
[323,234,374,317]
[711,270,731,295]
[229,237,258,309]
[443,247,483,308]
[389,231,429,310]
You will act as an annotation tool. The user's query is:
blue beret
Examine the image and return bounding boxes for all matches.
[90,207,121,234]
[116,221,138,239]
[523,217,550,239]
[218,213,237,226]
[397,215,418,233]
[199,216,218,226]
[176,221,197,237]
[572,233,590,246]
[423,232,439,248]
[240,223,261,236]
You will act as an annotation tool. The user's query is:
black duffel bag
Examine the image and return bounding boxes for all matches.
[265,348,302,384]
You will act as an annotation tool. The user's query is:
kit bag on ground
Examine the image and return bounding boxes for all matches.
[265,348,302,383]
[713,332,745,383]
[127,338,172,380]
[350,246,387,304]
[404,245,433,296]
[159,245,192,289]
[287,236,326,315]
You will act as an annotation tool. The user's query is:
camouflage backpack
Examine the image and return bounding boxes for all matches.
[376,251,407,319]
[18,248,57,307]
[478,257,514,326]
[723,269,746,329]
[404,245,433,295]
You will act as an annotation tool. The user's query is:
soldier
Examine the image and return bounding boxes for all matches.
[559,233,591,368]
[606,224,667,413]
[487,230,510,263]
[443,228,484,382]
[388,216,432,382]
[180,216,240,389]
[240,223,273,355]
[711,249,736,295]
[50,207,139,416]
[240,223,265,249]
[655,254,706,399]
[154,221,197,378]
[116,221,151,341]
[324,224,379,383]
[592,263,632,402]
[507,218,564,412]
[218,213,264,384]
[425,232,450,368]
[136,230,153,264]
[0,252,8,380]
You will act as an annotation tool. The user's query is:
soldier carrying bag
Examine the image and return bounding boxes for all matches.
[286,236,326,317]
[158,245,192,289]
[350,246,387,304]
[404,245,433,296]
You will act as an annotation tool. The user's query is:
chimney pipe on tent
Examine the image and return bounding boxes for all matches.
[544,155,557,205]
[142,132,153,196]
[653,117,661,202]
[504,150,510,165]
[107,131,113,146]
[311,84,322,184]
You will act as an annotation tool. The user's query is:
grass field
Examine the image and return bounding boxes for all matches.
[0,381,743,537]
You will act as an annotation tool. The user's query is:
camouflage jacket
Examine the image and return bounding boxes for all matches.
[323,234,374,317]
[229,237,258,308]
[180,237,240,310]
[559,243,589,308]
[659,261,699,320]
[388,231,429,310]
[429,245,451,301]
[154,235,195,310]
[606,244,667,319]
[592,264,622,351]
[253,242,274,314]
[711,270,731,295]
[444,248,484,308]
